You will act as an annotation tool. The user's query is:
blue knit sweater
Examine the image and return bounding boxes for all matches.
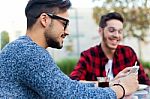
[0,36,116,99]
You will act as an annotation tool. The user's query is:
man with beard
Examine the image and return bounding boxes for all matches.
[70,12,150,85]
[0,1,139,99]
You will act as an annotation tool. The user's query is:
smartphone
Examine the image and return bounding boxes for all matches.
[129,66,139,74]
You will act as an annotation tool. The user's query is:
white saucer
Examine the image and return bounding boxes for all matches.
[138,84,148,90]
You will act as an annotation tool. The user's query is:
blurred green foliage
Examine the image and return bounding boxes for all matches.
[1,31,9,49]
[56,57,78,75]
[141,60,150,77]
[141,60,150,69]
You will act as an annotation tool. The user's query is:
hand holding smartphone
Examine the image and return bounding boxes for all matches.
[129,66,139,74]
[128,62,139,74]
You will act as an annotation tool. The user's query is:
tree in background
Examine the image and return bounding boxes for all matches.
[92,0,150,60]
[1,31,9,49]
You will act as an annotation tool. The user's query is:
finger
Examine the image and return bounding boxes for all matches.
[129,73,138,80]
[115,73,124,79]
[128,73,137,77]
[124,67,133,72]
[121,67,132,73]
[118,73,127,78]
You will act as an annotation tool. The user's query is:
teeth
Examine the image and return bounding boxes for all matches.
[111,40,117,43]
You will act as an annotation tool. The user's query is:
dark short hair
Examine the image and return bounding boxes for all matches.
[99,12,124,28]
[25,0,72,29]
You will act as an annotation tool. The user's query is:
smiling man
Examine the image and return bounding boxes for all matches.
[70,12,150,85]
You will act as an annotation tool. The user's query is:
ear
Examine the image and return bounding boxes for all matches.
[39,13,51,28]
[98,27,103,35]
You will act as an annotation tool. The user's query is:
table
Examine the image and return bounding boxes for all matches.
[80,81,150,99]
[125,86,150,99]
[133,86,150,99]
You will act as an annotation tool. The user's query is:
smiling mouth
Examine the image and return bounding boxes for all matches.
[109,39,120,45]
[112,40,117,43]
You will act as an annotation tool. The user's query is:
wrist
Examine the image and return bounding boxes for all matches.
[113,84,125,99]
[110,83,125,99]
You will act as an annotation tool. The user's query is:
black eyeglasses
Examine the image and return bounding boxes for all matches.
[47,13,69,30]
[106,27,124,34]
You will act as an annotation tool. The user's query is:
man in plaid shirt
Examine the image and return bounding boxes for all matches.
[70,12,150,85]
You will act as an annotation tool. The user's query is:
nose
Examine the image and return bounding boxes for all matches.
[112,31,119,38]
[64,27,69,36]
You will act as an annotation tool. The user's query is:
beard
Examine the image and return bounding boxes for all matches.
[44,22,63,49]
[46,35,63,49]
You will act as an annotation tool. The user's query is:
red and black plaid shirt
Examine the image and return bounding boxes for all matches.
[70,44,150,85]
